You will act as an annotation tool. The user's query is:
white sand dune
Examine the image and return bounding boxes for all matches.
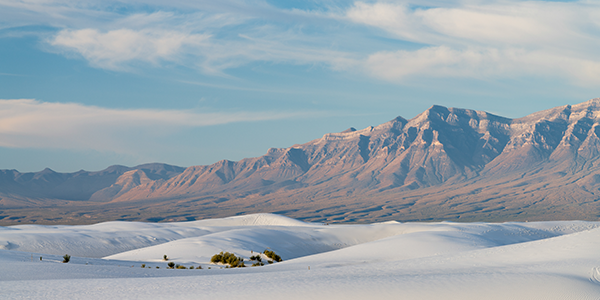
[1,213,600,299]
[0,213,307,258]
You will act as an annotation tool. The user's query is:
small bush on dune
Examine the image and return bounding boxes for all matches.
[62,254,70,263]
[167,262,175,269]
[176,264,187,269]
[210,251,246,268]
[141,264,146,268]
[163,255,168,261]
[263,250,282,262]
[209,249,282,268]
[210,252,223,263]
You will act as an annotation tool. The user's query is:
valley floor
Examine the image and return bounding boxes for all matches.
[1,213,600,299]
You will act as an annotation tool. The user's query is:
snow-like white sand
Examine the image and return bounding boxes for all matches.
[1,213,600,299]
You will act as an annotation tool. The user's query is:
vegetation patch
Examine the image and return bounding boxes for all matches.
[210,251,246,268]
[248,249,283,267]
[263,250,282,262]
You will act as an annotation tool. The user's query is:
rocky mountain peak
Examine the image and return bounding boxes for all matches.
[5,99,600,224]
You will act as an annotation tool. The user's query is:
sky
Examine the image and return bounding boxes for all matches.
[1,0,600,172]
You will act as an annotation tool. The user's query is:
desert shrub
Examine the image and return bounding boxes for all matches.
[163,255,168,261]
[167,262,175,269]
[210,251,246,268]
[249,255,261,262]
[62,254,71,263]
[196,265,202,269]
[251,262,264,267]
[156,266,160,269]
[176,265,187,269]
[141,264,146,268]
[189,266,194,269]
[210,252,223,263]
[263,250,282,262]
[223,252,237,265]
[267,260,273,264]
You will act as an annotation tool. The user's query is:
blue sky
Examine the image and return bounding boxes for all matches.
[1,0,600,172]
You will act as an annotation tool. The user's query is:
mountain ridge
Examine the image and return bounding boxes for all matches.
[3,99,600,225]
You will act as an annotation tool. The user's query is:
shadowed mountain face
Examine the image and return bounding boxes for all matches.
[0,164,185,202]
[3,99,600,225]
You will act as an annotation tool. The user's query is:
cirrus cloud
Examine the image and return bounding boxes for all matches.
[50,28,210,70]
[347,1,600,86]
[365,46,600,85]
[4,0,600,86]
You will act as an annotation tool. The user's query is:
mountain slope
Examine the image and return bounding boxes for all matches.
[2,99,600,224]
[108,105,514,201]
[0,164,185,205]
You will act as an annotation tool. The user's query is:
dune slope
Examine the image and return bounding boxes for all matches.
[1,214,600,299]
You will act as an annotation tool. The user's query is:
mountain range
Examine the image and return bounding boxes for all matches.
[3,99,600,225]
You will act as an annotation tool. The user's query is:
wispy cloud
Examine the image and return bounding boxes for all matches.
[0,99,321,151]
[346,1,599,49]
[50,28,210,70]
[365,46,600,85]
[42,8,356,73]
[3,0,600,85]
[347,1,600,85]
